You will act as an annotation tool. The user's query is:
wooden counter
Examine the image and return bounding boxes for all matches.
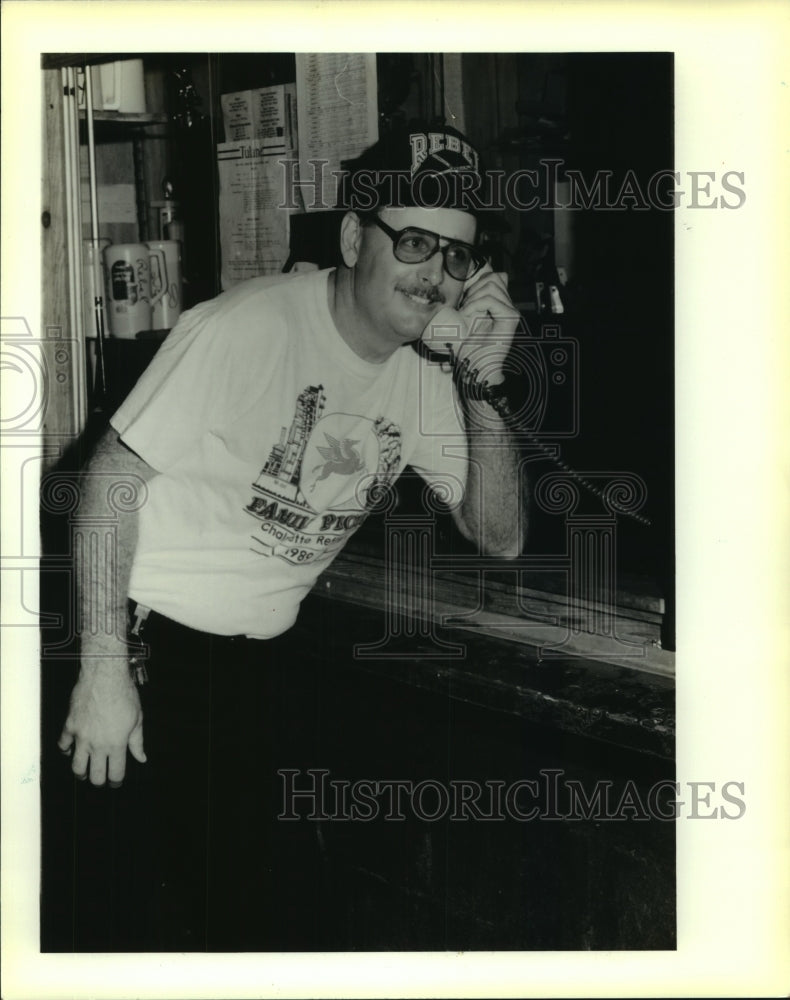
[309,546,674,761]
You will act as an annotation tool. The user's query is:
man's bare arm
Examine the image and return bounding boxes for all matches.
[57,428,158,786]
[452,404,525,558]
[447,270,526,557]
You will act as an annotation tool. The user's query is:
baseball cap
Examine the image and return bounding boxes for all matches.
[337,120,497,221]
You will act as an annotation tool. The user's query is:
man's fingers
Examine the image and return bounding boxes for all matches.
[88,751,109,786]
[107,748,127,787]
[59,690,145,786]
[70,742,141,788]
[463,271,509,304]
[57,729,74,754]
[462,287,516,316]
[71,742,89,781]
[128,720,147,764]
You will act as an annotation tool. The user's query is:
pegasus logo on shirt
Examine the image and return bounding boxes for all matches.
[311,433,365,487]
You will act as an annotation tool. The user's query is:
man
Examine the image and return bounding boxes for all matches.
[54,122,525,948]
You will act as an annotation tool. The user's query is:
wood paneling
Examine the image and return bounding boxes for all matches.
[42,68,86,468]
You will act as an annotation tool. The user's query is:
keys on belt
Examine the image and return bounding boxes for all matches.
[129,602,151,686]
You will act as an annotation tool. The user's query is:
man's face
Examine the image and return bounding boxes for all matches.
[350,206,478,350]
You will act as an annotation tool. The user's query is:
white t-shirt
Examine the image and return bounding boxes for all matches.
[111,269,468,638]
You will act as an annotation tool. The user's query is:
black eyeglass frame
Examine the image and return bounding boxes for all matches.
[368,215,486,282]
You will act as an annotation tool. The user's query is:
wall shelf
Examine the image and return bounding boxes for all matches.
[78,109,169,125]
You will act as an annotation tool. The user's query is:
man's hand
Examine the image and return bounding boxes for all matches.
[58,667,146,787]
[456,269,520,380]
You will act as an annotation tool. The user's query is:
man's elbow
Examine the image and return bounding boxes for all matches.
[479,534,523,560]
[453,513,525,559]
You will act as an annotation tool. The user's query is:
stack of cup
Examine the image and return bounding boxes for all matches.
[102,241,183,337]
[146,240,183,331]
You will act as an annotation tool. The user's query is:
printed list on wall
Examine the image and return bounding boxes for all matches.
[216,83,299,288]
[216,56,378,288]
[294,53,379,212]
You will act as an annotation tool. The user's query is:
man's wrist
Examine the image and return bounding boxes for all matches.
[452,357,511,413]
[470,390,513,425]
[79,632,132,665]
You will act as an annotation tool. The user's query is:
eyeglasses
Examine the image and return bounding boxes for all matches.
[370,216,486,282]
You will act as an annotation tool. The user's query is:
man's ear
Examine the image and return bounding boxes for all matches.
[339,211,364,268]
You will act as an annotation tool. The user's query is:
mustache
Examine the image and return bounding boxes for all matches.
[397,285,446,305]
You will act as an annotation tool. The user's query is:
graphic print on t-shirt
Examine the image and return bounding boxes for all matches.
[245,385,401,565]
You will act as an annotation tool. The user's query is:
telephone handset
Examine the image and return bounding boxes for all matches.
[420,262,493,356]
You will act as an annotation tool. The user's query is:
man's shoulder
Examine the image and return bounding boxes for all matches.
[172,268,329,350]
[217,267,328,313]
